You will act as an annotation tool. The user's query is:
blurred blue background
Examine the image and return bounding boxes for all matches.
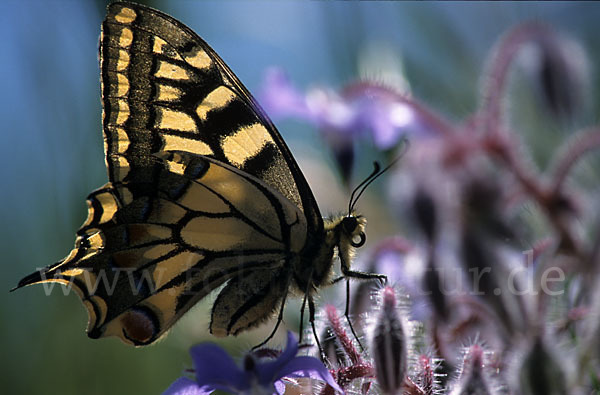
[2,1,599,393]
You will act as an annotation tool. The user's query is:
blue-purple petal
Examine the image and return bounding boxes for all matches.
[275,356,343,394]
[190,344,249,391]
[162,377,212,395]
[260,68,311,119]
[255,331,298,385]
[277,332,299,365]
[274,380,287,395]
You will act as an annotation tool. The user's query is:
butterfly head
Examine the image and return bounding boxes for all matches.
[341,215,367,248]
[325,213,367,275]
[336,158,400,257]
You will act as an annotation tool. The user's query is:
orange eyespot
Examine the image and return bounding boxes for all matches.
[120,307,159,345]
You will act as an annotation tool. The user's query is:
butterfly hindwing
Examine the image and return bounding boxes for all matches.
[18,153,307,345]
[210,267,291,338]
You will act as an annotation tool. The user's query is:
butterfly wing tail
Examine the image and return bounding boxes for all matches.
[11,261,71,292]
[11,267,49,291]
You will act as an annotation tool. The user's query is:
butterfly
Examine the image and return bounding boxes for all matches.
[13,1,386,348]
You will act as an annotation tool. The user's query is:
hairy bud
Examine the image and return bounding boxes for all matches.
[451,345,494,395]
[413,187,437,242]
[372,287,407,394]
[517,337,567,395]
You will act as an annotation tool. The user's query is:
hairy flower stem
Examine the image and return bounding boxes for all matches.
[477,22,589,258]
[325,304,363,365]
[486,131,583,257]
[550,127,600,193]
[481,23,558,135]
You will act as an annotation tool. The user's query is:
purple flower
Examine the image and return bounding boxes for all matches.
[259,67,421,150]
[259,67,313,121]
[162,331,342,395]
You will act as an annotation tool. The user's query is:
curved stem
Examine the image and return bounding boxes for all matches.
[486,130,583,256]
[550,127,600,193]
[480,23,554,135]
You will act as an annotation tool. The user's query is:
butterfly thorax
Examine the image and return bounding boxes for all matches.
[292,214,367,294]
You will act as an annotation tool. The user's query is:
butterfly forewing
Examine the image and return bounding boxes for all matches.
[101,2,322,232]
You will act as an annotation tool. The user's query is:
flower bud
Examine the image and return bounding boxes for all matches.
[531,30,588,121]
[462,179,513,241]
[517,337,567,395]
[415,354,441,394]
[412,187,437,242]
[451,345,493,395]
[372,287,407,394]
[320,325,346,367]
[329,138,355,186]
[423,257,448,322]
[460,230,498,297]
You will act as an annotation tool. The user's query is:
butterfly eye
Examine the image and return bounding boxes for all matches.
[351,231,366,248]
[342,216,358,234]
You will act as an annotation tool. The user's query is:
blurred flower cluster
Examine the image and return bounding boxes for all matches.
[165,22,600,394]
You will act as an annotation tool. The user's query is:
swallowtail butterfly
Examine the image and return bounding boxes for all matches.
[14,1,385,348]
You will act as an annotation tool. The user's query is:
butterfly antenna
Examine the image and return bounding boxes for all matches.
[348,162,381,216]
[348,139,409,214]
[349,158,397,212]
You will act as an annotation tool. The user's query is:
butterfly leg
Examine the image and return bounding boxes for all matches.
[252,289,289,351]
[326,276,368,351]
[298,290,309,345]
[308,295,327,362]
[339,247,387,285]
[298,269,327,361]
[339,265,387,351]
[341,267,388,285]
[298,266,316,346]
[344,278,365,351]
